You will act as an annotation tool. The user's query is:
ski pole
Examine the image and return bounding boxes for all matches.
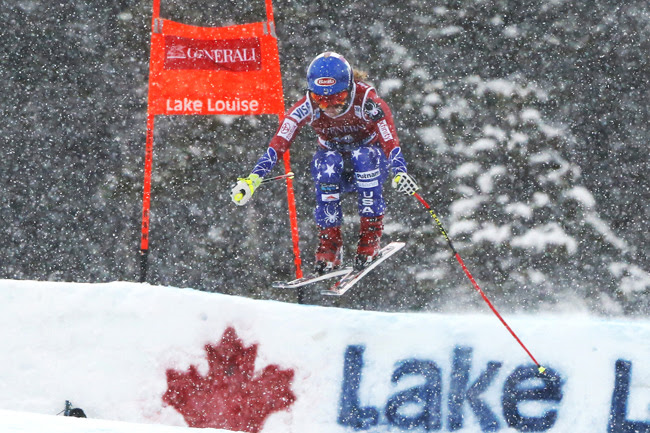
[233,172,295,202]
[261,171,294,185]
[413,191,546,374]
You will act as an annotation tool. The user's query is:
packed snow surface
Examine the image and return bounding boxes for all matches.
[0,279,648,433]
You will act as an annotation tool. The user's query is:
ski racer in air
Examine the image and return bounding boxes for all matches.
[231,51,419,274]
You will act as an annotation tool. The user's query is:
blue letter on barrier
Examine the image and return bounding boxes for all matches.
[338,345,379,430]
[502,365,562,431]
[448,346,502,432]
[385,359,443,430]
[608,360,650,433]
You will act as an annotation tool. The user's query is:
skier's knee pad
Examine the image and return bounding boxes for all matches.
[351,147,388,184]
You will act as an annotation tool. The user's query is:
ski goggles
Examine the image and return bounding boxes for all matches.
[310,90,349,108]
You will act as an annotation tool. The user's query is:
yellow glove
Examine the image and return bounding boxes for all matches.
[392,172,419,196]
[231,174,262,206]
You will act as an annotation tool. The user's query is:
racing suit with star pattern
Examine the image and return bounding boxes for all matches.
[250,80,409,227]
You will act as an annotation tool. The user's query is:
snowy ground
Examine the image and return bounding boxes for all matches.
[0,409,228,433]
[0,279,648,433]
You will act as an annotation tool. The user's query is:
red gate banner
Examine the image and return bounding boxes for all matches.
[147,19,285,116]
[140,0,303,283]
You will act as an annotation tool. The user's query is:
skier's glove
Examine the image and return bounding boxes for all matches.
[231,174,262,206]
[392,172,419,196]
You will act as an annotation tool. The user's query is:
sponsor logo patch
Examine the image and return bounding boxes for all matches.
[278,118,297,141]
[378,119,394,141]
[315,77,337,86]
[357,180,379,188]
[321,193,340,202]
[290,100,311,122]
[164,36,261,71]
[320,183,339,192]
[364,99,385,121]
[355,169,381,180]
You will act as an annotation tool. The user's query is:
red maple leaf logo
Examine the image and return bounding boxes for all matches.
[163,327,296,432]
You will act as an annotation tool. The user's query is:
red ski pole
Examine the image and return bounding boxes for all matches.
[413,192,546,374]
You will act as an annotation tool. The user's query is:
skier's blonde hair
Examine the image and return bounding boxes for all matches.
[354,70,369,81]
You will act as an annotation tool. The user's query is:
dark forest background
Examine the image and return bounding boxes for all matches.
[1,0,648,314]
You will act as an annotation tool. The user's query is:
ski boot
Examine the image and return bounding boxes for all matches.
[355,215,384,270]
[314,226,343,275]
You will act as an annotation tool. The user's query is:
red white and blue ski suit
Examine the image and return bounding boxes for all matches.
[250,80,409,228]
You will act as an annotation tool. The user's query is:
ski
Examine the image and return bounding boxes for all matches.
[272,267,353,289]
[321,242,405,296]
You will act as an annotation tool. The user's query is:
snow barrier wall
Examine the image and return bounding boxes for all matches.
[0,280,648,433]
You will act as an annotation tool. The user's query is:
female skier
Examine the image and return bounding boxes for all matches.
[231,52,419,273]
